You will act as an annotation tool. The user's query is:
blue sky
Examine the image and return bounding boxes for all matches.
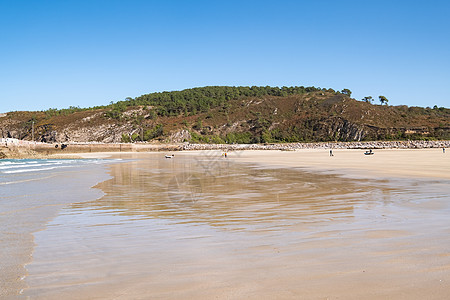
[1,0,449,113]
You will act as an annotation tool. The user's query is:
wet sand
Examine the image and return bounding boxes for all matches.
[0,163,109,299]
[21,149,450,299]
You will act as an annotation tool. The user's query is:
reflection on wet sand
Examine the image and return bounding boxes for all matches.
[85,155,368,225]
[24,153,450,299]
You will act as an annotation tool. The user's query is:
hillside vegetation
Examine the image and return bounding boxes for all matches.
[1,86,449,143]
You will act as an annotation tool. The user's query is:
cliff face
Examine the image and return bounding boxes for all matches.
[0,110,137,143]
[1,91,449,143]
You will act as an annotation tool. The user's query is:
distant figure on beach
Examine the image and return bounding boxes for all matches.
[329,149,333,156]
[364,149,374,155]
[224,152,227,158]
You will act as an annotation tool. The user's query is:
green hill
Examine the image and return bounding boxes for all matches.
[1,86,449,143]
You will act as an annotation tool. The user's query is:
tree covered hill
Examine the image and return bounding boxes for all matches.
[1,86,449,143]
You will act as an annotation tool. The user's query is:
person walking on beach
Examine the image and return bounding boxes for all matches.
[329,149,334,156]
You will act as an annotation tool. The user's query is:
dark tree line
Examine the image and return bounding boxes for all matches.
[110,86,332,117]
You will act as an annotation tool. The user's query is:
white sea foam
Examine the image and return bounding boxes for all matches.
[3,166,74,174]
[0,159,117,176]
[0,163,61,170]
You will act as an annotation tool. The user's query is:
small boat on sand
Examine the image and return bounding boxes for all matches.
[165,154,174,159]
[364,150,374,155]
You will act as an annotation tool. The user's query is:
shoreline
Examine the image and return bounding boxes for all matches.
[46,147,450,184]
[69,146,450,181]
[1,140,449,159]
[0,161,110,299]
[1,142,446,181]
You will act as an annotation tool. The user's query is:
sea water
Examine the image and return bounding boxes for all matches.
[0,158,117,299]
[0,159,109,182]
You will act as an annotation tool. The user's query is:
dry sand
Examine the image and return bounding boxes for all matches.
[229,148,450,180]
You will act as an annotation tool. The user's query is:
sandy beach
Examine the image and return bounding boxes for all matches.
[68,147,450,179]
[4,148,449,299]
[231,148,450,179]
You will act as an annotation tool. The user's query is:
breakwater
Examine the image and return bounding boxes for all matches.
[182,140,450,151]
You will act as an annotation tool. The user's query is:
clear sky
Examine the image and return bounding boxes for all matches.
[1,0,449,113]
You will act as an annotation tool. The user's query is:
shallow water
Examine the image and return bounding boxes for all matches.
[22,153,450,299]
[0,159,115,299]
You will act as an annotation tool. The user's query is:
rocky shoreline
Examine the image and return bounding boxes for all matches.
[182,140,450,151]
